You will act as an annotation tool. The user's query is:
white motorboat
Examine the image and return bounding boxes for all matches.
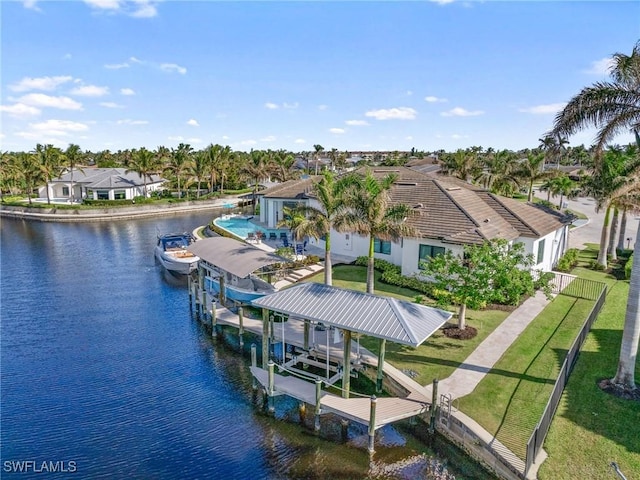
[155,232,199,274]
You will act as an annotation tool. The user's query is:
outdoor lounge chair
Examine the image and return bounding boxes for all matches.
[269,232,277,241]
[247,232,256,242]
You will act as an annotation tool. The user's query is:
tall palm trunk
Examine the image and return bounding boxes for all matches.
[324,233,332,286]
[612,223,640,389]
[367,235,375,294]
[528,179,534,202]
[617,207,628,252]
[597,205,612,268]
[608,207,619,261]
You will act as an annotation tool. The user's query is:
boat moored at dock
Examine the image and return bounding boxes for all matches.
[155,232,199,274]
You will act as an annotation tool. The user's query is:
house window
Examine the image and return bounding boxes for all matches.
[97,190,110,200]
[374,238,391,255]
[86,189,94,199]
[537,239,545,264]
[114,190,126,200]
[62,186,69,196]
[418,244,446,268]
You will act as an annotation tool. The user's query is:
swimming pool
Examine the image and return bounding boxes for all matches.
[214,216,280,240]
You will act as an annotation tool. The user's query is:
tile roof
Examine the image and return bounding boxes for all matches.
[357,166,565,244]
[52,168,164,188]
[259,176,320,199]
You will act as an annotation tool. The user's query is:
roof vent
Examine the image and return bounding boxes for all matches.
[413,203,424,209]
[484,218,490,223]
[397,182,418,186]
[446,186,461,191]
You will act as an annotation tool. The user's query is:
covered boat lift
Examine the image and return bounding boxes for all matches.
[187,236,285,307]
[250,282,453,451]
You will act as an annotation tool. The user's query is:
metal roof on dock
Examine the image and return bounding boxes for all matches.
[187,236,285,278]
[252,282,452,347]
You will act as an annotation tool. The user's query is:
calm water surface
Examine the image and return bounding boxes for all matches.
[0,213,493,479]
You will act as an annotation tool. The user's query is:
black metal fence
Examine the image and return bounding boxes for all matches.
[524,280,607,476]
[548,272,606,301]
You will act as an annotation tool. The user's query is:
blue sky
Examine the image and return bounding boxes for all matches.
[1,1,638,154]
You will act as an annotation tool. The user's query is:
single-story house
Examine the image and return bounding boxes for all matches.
[41,168,166,201]
[257,167,572,273]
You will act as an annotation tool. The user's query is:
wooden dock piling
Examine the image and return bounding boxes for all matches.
[368,396,377,453]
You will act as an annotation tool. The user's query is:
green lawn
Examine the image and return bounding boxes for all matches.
[539,278,640,479]
[305,258,640,477]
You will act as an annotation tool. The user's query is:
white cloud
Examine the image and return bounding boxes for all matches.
[425,95,448,103]
[130,1,158,18]
[283,102,299,110]
[405,136,413,141]
[518,103,566,115]
[16,93,83,110]
[105,62,130,70]
[365,107,417,120]
[240,139,257,146]
[160,63,187,75]
[187,119,199,127]
[84,0,158,17]
[406,90,413,96]
[264,102,279,109]
[431,0,455,4]
[70,85,110,97]
[168,135,184,141]
[0,103,42,118]
[329,128,345,134]
[222,135,230,140]
[451,134,469,139]
[23,0,41,11]
[441,107,484,117]
[99,102,124,108]
[261,135,276,142]
[120,88,135,96]
[583,57,614,76]
[345,120,369,126]
[117,119,149,125]
[317,105,328,111]
[9,76,74,92]
[20,119,90,138]
[84,0,120,9]
[294,138,305,144]
[187,137,202,144]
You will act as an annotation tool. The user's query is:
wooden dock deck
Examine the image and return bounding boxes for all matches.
[250,365,430,431]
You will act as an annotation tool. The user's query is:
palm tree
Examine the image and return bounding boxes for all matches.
[64,144,84,203]
[515,151,551,202]
[335,170,419,294]
[189,150,208,198]
[278,171,346,286]
[0,151,20,200]
[125,147,160,197]
[607,176,640,389]
[271,149,298,183]
[166,143,193,199]
[551,40,640,155]
[440,148,481,183]
[241,150,272,214]
[549,175,575,209]
[33,143,63,204]
[313,144,324,175]
[583,146,640,268]
[17,152,42,205]
[475,149,520,196]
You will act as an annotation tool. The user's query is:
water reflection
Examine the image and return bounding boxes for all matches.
[1,213,493,479]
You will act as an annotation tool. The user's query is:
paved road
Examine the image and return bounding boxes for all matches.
[533,189,640,250]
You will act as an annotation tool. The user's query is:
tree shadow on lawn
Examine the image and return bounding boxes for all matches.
[385,342,557,386]
[558,328,640,455]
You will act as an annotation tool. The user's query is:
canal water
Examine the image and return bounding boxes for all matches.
[0,213,494,479]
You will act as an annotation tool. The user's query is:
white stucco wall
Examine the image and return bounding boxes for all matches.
[400,238,463,277]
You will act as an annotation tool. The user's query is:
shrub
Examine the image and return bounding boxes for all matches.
[555,248,580,272]
[625,254,634,280]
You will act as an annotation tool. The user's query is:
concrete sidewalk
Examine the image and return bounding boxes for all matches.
[422,290,552,400]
